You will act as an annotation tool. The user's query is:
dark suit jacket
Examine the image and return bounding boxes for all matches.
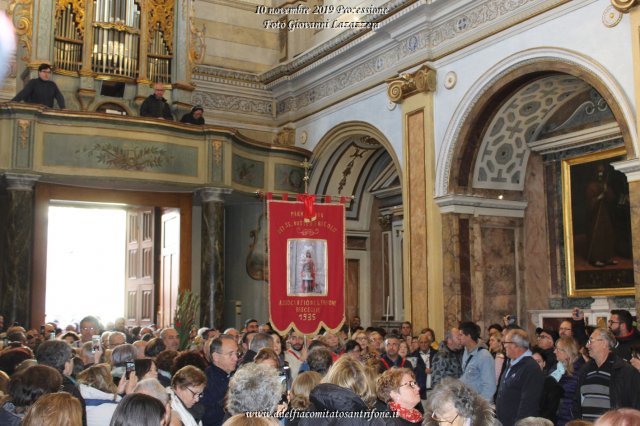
[495,355,544,426]
[410,348,437,399]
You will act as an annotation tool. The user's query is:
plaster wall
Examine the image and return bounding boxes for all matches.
[223,202,270,329]
[432,0,635,195]
[295,86,403,170]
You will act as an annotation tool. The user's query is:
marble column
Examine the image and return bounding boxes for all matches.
[612,159,640,314]
[199,188,231,329]
[0,173,39,327]
[628,180,640,311]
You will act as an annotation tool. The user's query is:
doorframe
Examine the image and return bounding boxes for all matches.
[33,183,192,327]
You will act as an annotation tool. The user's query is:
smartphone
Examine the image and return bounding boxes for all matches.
[40,325,45,335]
[91,335,101,353]
[125,361,135,379]
[49,332,56,341]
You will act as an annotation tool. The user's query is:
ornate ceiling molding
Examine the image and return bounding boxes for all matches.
[386,65,436,103]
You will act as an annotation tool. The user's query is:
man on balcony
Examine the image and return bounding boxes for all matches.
[11,63,65,109]
[140,83,174,120]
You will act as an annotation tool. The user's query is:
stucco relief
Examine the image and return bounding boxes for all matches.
[192,91,273,117]
[473,75,588,191]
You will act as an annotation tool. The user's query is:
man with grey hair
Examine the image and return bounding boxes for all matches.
[573,327,640,421]
[202,334,239,426]
[133,378,170,405]
[239,332,274,366]
[160,327,179,351]
[226,363,282,415]
[431,327,463,387]
[495,328,544,426]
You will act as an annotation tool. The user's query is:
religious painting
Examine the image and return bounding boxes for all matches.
[562,147,634,296]
[287,239,328,296]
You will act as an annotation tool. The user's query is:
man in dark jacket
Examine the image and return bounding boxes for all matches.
[608,309,640,361]
[495,329,544,426]
[36,340,87,425]
[140,83,173,120]
[202,335,239,426]
[411,332,437,401]
[11,63,65,108]
[573,327,640,421]
[180,105,205,125]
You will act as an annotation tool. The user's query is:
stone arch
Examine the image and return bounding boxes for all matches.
[437,48,637,197]
[309,120,404,325]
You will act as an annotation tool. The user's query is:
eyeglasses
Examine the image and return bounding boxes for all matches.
[216,350,241,358]
[607,320,621,325]
[587,338,605,345]
[431,412,459,424]
[185,387,203,399]
[399,381,418,389]
[502,341,515,345]
[81,326,97,331]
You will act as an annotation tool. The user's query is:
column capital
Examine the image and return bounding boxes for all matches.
[3,173,40,190]
[198,187,232,203]
[386,65,436,104]
[611,0,639,13]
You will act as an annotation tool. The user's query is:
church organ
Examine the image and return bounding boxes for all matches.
[52,0,173,83]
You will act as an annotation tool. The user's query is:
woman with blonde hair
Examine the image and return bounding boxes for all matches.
[554,336,585,426]
[77,363,127,426]
[376,368,422,424]
[22,392,82,426]
[299,356,379,425]
[594,408,640,426]
[288,371,322,411]
[488,331,505,383]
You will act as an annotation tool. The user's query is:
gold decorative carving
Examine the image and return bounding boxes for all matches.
[147,0,174,53]
[273,127,295,146]
[17,119,30,147]
[94,21,139,33]
[378,214,392,231]
[7,0,33,62]
[55,0,86,36]
[386,65,436,104]
[212,140,222,165]
[611,0,639,12]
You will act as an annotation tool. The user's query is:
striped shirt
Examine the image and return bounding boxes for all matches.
[580,361,613,420]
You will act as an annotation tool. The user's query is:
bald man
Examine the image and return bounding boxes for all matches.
[140,83,173,120]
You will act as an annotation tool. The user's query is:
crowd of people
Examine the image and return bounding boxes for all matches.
[1,311,640,426]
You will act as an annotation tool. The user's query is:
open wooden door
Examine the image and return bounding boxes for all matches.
[125,208,155,327]
[159,209,180,328]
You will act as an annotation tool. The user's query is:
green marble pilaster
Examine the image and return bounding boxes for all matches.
[1,173,39,327]
[199,188,231,328]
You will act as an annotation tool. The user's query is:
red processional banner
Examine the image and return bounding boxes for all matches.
[268,199,345,335]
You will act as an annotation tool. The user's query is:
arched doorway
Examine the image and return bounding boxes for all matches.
[440,59,638,331]
[310,121,403,329]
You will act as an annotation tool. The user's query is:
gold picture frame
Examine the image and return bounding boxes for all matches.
[562,147,634,297]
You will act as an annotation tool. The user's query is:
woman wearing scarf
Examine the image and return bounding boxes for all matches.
[168,365,207,426]
[376,368,423,424]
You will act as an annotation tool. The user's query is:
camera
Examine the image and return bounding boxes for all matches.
[91,335,101,353]
[125,361,135,379]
